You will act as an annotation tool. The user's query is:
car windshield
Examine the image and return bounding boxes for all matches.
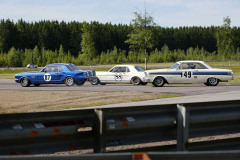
[170,63,180,69]
[68,64,81,71]
[202,62,212,69]
[134,66,145,72]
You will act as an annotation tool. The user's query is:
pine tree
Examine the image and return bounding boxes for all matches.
[81,22,97,68]
[216,16,235,64]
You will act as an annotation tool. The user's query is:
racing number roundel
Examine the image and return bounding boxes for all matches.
[115,73,123,81]
[44,73,51,81]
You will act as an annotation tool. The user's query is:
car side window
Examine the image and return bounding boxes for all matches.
[179,63,189,70]
[52,66,63,72]
[110,67,120,72]
[179,63,197,70]
[196,63,207,69]
[110,67,129,72]
[121,67,126,72]
[45,66,52,72]
[58,66,63,72]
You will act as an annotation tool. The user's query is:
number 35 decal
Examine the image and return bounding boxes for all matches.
[181,71,192,78]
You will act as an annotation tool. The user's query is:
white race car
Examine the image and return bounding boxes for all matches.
[146,60,234,87]
[90,65,149,85]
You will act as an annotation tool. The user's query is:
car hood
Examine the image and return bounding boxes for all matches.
[95,71,108,76]
[15,71,39,76]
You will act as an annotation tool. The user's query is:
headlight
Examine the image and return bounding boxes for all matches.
[144,71,147,77]
[84,72,89,78]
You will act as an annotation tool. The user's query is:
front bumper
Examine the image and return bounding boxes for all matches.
[87,76,97,81]
[143,77,150,83]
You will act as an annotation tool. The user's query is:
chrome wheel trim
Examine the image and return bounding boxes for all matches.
[66,77,74,86]
[209,77,218,85]
[21,78,29,87]
[132,77,140,85]
[156,78,164,85]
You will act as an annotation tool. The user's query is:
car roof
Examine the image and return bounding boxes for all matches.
[46,63,72,67]
[113,65,140,68]
[177,60,204,63]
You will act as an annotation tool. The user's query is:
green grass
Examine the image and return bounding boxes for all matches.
[130,94,183,102]
[0,69,39,79]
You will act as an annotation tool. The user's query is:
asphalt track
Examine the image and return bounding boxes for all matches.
[0,78,240,96]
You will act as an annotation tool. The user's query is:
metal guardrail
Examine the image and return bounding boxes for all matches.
[0,151,240,160]
[0,100,240,156]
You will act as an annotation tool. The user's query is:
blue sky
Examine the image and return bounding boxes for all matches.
[0,0,239,27]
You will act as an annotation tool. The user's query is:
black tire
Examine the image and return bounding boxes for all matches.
[204,82,208,86]
[21,77,31,87]
[206,77,219,86]
[76,81,85,86]
[64,77,75,86]
[34,84,40,87]
[152,77,165,87]
[141,82,148,85]
[131,77,141,85]
[90,77,100,85]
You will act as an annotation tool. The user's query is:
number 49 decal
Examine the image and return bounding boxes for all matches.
[181,71,192,78]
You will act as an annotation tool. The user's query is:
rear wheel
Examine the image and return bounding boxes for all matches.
[152,77,165,87]
[21,77,31,87]
[205,77,219,86]
[131,77,141,85]
[64,77,75,86]
[76,81,85,86]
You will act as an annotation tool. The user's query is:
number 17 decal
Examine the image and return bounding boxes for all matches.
[44,73,51,81]
[181,71,192,78]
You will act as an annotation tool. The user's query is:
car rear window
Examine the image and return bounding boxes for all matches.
[134,66,144,72]
[67,64,80,71]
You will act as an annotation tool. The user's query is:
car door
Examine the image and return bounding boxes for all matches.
[193,63,209,83]
[176,63,197,83]
[107,66,127,83]
[120,67,130,83]
[37,66,64,83]
[105,67,118,83]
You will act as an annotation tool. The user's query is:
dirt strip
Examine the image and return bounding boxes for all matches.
[0,90,181,113]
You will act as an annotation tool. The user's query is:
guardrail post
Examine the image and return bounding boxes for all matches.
[177,104,189,151]
[93,109,106,153]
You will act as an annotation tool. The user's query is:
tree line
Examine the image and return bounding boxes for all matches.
[1,44,240,68]
[1,18,240,67]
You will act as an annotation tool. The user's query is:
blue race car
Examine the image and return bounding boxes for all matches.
[15,63,96,87]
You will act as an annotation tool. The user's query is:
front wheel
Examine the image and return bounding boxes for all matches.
[90,77,100,85]
[64,77,75,86]
[21,77,31,87]
[205,77,219,86]
[152,77,165,87]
